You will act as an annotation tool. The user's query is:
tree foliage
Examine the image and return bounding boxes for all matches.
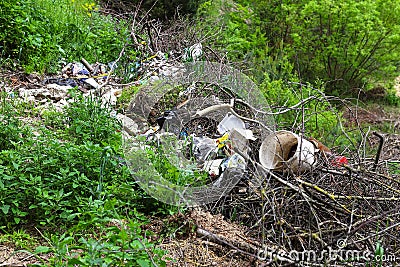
[0,0,130,73]
[199,0,400,94]
[252,0,400,93]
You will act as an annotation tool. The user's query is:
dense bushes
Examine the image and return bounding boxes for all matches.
[198,0,400,94]
[276,0,400,94]
[0,0,130,73]
[196,0,267,70]
[0,93,123,226]
[0,92,167,266]
[3,0,399,94]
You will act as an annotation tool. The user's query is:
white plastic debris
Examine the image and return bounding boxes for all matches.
[203,159,224,177]
[83,78,99,89]
[101,88,121,107]
[192,136,218,162]
[229,129,250,156]
[221,153,246,171]
[217,113,255,140]
[259,130,317,173]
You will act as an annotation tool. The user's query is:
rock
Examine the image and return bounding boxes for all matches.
[19,84,71,102]
[116,113,139,136]
[46,84,71,100]
[83,78,99,89]
[101,88,121,106]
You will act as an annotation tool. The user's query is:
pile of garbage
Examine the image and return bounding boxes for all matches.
[174,112,251,179]
[15,58,121,111]
[135,51,185,82]
[134,87,348,189]
[13,43,200,111]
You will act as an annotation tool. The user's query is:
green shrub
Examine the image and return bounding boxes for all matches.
[0,94,167,265]
[197,0,400,95]
[0,93,128,227]
[0,134,131,226]
[0,0,131,73]
[196,0,267,65]
[63,92,121,145]
[257,59,352,147]
[252,0,400,94]
[0,93,31,151]
[41,215,166,267]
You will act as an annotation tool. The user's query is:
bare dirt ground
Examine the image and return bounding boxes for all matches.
[154,209,260,266]
[0,245,41,266]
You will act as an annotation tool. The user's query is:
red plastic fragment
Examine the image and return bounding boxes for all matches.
[331,156,348,166]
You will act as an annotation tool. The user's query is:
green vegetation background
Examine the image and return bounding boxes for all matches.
[1,0,400,266]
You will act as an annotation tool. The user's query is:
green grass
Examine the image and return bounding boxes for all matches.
[0,229,38,249]
[0,91,168,266]
[0,0,132,73]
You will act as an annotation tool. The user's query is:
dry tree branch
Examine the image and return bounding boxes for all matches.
[372,131,384,171]
[235,95,318,116]
[96,45,126,94]
[194,100,273,132]
[196,227,295,264]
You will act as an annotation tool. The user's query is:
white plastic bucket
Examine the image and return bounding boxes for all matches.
[259,130,317,173]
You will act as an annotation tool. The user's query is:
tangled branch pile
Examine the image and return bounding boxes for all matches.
[113,7,400,266]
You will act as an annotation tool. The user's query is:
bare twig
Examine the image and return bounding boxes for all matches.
[96,45,126,93]
[372,131,385,171]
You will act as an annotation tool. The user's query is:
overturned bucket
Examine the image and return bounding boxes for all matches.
[259,130,317,173]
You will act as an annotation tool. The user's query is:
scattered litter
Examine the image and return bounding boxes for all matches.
[183,43,203,62]
[101,88,122,106]
[157,110,185,135]
[43,78,78,87]
[216,133,229,149]
[331,155,348,167]
[221,153,246,171]
[217,113,255,140]
[192,136,218,162]
[83,78,99,89]
[141,127,159,140]
[203,159,224,177]
[308,137,349,168]
[9,47,353,185]
[259,130,317,173]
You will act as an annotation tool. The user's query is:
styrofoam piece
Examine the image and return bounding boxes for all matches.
[259,130,317,173]
[217,113,255,140]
